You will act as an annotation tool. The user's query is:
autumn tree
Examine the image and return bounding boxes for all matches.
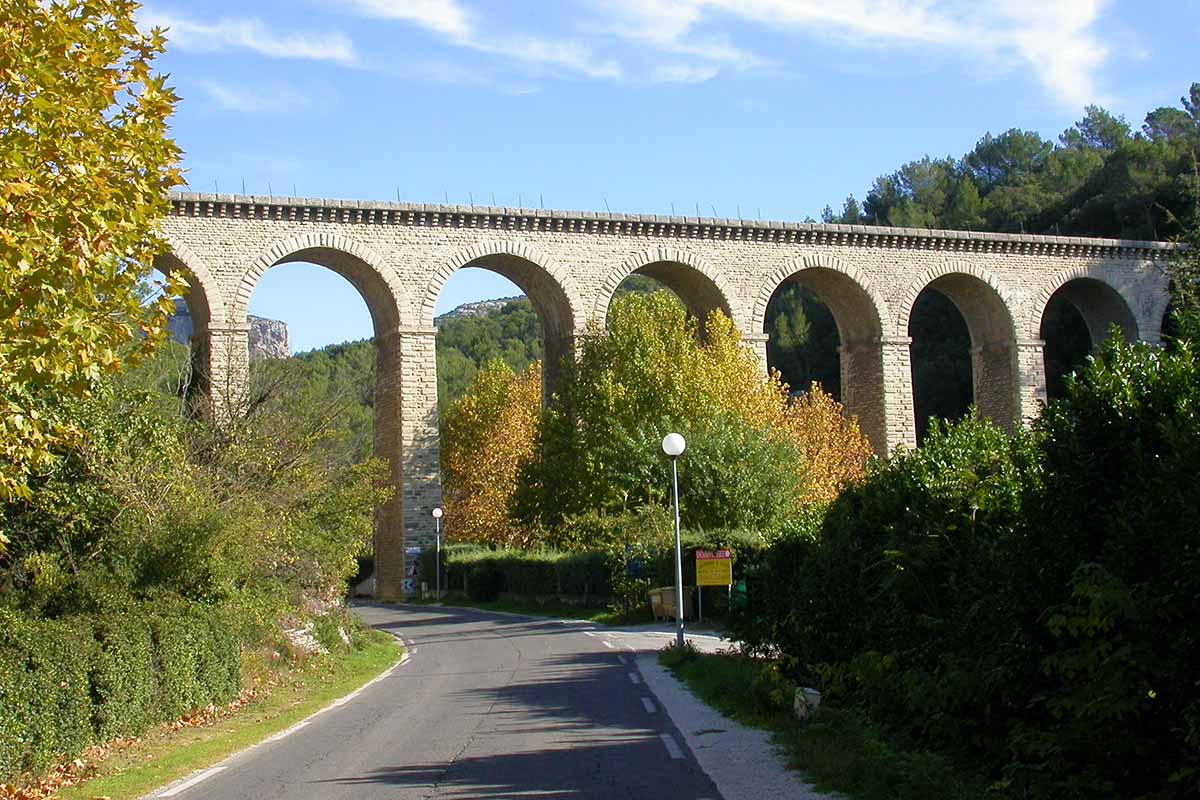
[515,293,871,530]
[440,361,542,547]
[0,0,182,516]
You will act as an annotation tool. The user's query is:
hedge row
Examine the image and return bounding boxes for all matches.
[0,601,240,780]
[418,528,768,607]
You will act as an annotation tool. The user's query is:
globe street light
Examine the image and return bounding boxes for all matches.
[432,507,443,600]
[661,433,687,648]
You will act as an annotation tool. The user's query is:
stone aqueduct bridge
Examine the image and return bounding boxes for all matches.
[160,191,1173,599]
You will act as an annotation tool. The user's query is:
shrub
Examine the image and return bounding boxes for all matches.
[89,614,157,740]
[1004,337,1200,798]
[0,608,97,778]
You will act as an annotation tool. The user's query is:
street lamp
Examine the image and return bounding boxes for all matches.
[432,507,443,600]
[661,433,686,648]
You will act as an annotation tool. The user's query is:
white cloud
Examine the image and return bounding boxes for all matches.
[198,81,315,113]
[653,63,720,83]
[341,0,473,39]
[140,10,356,64]
[592,0,1112,106]
[339,0,622,80]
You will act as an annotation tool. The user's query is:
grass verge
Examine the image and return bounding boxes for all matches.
[659,647,992,800]
[53,630,401,800]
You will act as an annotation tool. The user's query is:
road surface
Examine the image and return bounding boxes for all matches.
[153,604,726,799]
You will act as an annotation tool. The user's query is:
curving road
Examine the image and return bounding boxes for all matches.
[151,604,724,800]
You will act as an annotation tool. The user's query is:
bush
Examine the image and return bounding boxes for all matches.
[733,414,1041,762]
[89,614,157,740]
[0,601,244,782]
[1005,337,1200,798]
[0,608,96,778]
[735,335,1200,798]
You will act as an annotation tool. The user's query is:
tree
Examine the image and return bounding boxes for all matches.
[516,294,871,529]
[0,0,182,509]
[440,361,541,547]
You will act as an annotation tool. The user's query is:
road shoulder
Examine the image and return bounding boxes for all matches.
[637,652,837,800]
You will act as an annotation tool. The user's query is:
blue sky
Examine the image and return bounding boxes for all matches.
[141,0,1200,352]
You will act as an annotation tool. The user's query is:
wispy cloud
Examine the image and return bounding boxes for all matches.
[198,81,316,113]
[341,0,474,39]
[141,10,356,64]
[592,0,1112,106]
[653,63,720,83]
[340,0,622,80]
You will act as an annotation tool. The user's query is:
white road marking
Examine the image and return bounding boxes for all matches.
[151,632,412,798]
[642,697,657,713]
[602,640,615,649]
[659,733,685,760]
[158,767,225,797]
[629,672,642,685]
[583,631,597,637]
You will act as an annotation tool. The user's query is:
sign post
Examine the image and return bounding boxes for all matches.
[695,549,733,622]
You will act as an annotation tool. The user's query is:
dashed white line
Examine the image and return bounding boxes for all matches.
[158,767,225,797]
[641,697,657,713]
[659,733,685,760]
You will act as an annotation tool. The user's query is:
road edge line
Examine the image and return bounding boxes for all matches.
[145,633,411,799]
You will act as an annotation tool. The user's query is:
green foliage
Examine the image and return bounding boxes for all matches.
[1005,336,1200,798]
[737,327,1200,798]
[436,299,542,410]
[425,546,614,604]
[0,0,182,505]
[516,293,816,530]
[0,601,241,781]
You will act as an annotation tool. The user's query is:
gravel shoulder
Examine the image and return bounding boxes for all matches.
[636,648,837,800]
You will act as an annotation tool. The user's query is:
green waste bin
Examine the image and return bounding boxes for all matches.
[730,579,748,611]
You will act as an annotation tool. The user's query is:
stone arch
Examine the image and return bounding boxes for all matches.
[900,260,1020,433]
[754,254,891,451]
[420,239,583,335]
[233,232,413,332]
[423,239,584,401]
[752,254,889,340]
[1030,265,1140,345]
[592,246,743,329]
[897,260,1017,341]
[156,236,228,329]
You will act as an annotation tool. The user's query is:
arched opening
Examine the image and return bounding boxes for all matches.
[761,267,887,451]
[907,273,1018,443]
[597,254,735,340]
[153,252,220,410]
[621,260,732,329]
[1040,278,1138,398]
[434,267,541,411]
[239,244,406,597]
[428,251,578,405]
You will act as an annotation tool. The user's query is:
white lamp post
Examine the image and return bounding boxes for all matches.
[432,507,443,600]
[661,433,687,648]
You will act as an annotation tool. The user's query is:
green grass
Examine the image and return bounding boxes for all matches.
[659,647,993,800]
[402,595,655,626]
[54,630,402,800]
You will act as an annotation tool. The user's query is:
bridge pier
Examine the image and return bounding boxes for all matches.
[1017,339,1049,426]
[880,337,918,452]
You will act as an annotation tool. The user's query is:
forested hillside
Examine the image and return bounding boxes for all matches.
[287,83,1198,448]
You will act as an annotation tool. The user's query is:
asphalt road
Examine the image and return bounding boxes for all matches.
[153,604,724,800]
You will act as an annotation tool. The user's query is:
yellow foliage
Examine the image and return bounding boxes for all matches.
[440,362,541,547]
[698,311,872,505]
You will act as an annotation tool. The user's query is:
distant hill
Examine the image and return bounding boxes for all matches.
[435,296,524,327]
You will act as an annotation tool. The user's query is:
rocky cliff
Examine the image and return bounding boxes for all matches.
[168,300,290,359]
